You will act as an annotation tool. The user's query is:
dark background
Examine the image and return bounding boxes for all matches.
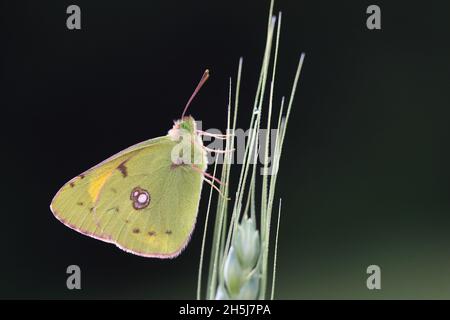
[2,0,450,299]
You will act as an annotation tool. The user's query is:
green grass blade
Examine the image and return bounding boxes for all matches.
[271,198,282,300]
[197,156,219,300]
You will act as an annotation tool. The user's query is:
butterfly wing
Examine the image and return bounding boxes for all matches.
[51,136,206,258]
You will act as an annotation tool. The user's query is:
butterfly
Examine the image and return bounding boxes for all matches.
[50,70,221,258]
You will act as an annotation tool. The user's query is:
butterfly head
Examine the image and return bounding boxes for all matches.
[168,116,198,141]
[179,116,197,134]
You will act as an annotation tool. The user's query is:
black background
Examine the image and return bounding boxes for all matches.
[2,0,450,299]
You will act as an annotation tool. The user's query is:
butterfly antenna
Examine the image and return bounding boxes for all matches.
[181,69,210,119]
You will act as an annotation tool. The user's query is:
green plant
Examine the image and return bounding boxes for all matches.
[197,0,305,300]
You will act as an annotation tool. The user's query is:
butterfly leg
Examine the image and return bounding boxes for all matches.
[203,177,228,199]
[190,164,229,199]
[196,130,233,140]
[202,146,235,154]
[191,164,224,185]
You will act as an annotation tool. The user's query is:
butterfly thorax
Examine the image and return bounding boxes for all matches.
[167,116,207,170]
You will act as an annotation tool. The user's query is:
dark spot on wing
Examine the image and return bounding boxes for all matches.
[70,182,75,188]
[117,160,129,178]
[77,202,84,206]
[130,187,151,210]
[165,230,172,235]
[90,207,94,213]
[79,174,85,179]
[148,231,156,236]
[132,228,140,234]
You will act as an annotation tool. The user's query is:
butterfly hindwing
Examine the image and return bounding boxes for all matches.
[51,136,205,258]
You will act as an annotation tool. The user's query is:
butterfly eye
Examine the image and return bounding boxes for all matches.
[130,187,151,210]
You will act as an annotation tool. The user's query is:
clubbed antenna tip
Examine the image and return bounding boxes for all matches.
[181,69,210,119]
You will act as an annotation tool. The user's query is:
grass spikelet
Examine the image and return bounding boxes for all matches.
[197,0,305,300]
